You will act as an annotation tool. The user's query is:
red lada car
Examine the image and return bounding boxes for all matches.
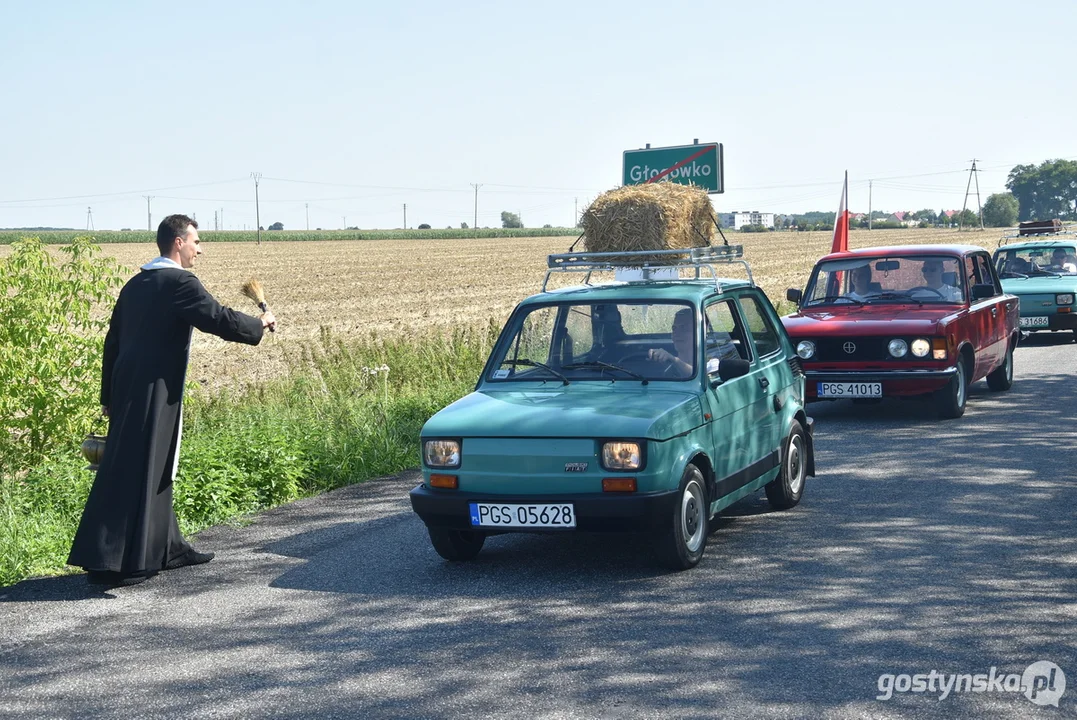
[782,245,1018,418]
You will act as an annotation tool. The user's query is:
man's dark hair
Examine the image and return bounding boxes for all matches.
[156,214,198,256]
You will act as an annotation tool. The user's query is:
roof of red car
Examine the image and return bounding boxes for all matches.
[817,244,984,263]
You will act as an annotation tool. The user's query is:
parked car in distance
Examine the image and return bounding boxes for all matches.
[992,236,1077,342]
[782,244,1019,418]
[410,246,815,570]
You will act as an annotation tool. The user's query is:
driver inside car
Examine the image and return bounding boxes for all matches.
[648,308,698,378]
[918,259,962,301]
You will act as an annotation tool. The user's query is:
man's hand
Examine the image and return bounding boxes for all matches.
[260,311,277,331]
[101,406,109,418]
[648,348,674,363]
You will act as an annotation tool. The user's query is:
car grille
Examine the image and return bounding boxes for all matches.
[787,356,804,376]
[813,337,891,362]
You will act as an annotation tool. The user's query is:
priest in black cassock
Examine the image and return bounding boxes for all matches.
[68,214,277,586]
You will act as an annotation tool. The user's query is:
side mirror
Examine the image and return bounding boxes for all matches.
[715,358,750,384]
[971,283,995,301]
[786,288,802,304]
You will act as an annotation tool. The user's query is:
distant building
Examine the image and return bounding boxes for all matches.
[717,211,775,229]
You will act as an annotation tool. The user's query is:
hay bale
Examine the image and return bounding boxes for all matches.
[582,183,714,257]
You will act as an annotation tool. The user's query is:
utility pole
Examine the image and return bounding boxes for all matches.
[574,197,578,228]
[305,203,309,231]
[143,195,153,231]
[471,183,482,229]
[214,210,218,231]
[403,203,407,229]
[342,216,346,229]
[960,159,985,231]
[220,208,224,231]
[868,181,872,230]
[251,172,262,244]
[86,206,94,231]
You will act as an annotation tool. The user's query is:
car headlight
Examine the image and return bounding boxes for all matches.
[910,338,931,357]
[602,441,641,471]
[423,439,461,468]
[796,340,816,359]
[888,339,908,358]
[1057,293,1075,305]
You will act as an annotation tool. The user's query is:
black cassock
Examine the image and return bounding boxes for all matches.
[68,263,264,574]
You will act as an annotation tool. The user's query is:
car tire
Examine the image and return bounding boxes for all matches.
[935,357,968,419]
[985,342,1014,391]
[657,463,708,570]
[428,527,486,561]
[765,420,807,510]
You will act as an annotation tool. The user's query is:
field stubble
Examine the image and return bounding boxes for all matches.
[2,228,999,391]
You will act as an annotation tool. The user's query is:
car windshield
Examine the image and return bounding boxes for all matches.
[994,246,1077,277]
[803,255,965,305]
[488,301,698,382]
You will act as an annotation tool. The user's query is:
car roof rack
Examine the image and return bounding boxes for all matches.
[998,229,1077,247]
[543,245,753,292]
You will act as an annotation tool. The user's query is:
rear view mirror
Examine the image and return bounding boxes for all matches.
[875,260,900,272]
[786,288,802,304]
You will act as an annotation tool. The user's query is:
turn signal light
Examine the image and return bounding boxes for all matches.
[602,477,637,493]
[430,474,458,489]
[1059,307,1071,314]
[932,337,948,360]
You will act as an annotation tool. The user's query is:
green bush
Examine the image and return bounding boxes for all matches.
[0,237,124,476]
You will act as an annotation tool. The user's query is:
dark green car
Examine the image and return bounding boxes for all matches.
[993,238,1077,341]
[410,247,815,570]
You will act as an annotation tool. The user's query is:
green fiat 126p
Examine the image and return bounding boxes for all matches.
[992,233,1077,342]
[409,246,815,570]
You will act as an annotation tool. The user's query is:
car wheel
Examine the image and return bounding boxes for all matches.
[765,420,807,510]
[428,527,486,561]
[657,463,708,570]
[985,342,1014,391]
[935,356,968,419]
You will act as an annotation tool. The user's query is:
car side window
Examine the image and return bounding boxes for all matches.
[973,253,1001,295]
[704,300,750,371]
[737,295,781,358]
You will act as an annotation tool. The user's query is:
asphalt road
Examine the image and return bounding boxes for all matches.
[1,333,1075,719]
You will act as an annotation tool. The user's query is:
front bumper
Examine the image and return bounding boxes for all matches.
[805,366,957,398]
[409,486,679,533]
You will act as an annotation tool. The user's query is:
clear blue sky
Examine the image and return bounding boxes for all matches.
[2,0,1074,231]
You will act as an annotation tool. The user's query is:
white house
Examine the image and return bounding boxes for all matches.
[717,211,775,230]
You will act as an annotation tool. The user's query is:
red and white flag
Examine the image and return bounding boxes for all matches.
[831,171,850,253]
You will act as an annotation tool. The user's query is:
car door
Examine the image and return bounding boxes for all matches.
[962,253,998,378]
[973,251,1014,362]
[702,298,759,498]
[735,293,785,464]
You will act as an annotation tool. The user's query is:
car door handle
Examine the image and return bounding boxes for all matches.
[758,376,770,390]
[991,307,997,317]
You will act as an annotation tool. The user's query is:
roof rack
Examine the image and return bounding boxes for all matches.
[543,245,753,292]
[998,229,1077,247]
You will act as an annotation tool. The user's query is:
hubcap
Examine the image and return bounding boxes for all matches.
[681,479,705,553]
[1005,349,1013,382]
[787,434,805,494]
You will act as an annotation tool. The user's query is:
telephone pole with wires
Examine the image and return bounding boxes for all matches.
[471,183,482,229]
[305,203,309,231]
[403,203,407,229]
[960,159,985,231]
[251,172,262,244]
[868,181,872,230]
[143,195,153,231]
[86,206,94,231]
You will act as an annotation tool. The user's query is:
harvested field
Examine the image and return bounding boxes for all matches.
[1,228,1001,391]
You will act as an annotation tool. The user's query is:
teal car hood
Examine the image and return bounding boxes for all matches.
[1000,276,1077,294]
[422,385,704,440]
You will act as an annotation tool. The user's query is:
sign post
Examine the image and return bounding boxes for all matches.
[622,143,724,193]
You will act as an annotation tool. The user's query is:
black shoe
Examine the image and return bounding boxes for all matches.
[165,548,215,570]
[86,569,156,586]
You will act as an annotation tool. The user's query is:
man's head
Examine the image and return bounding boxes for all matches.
[156,214,201,268]
[672,308,694,353]
[1052,248,1067,265]
[851,264,871,289]
[922,259,945,287]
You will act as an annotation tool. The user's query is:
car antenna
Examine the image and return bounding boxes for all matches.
[709,212,729,247]
[568,231,586,252]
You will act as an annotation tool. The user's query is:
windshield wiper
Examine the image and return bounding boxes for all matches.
[500,358,569,385]
[562,361,649,385]
[865,292,923,306]
[807,295,863,306]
